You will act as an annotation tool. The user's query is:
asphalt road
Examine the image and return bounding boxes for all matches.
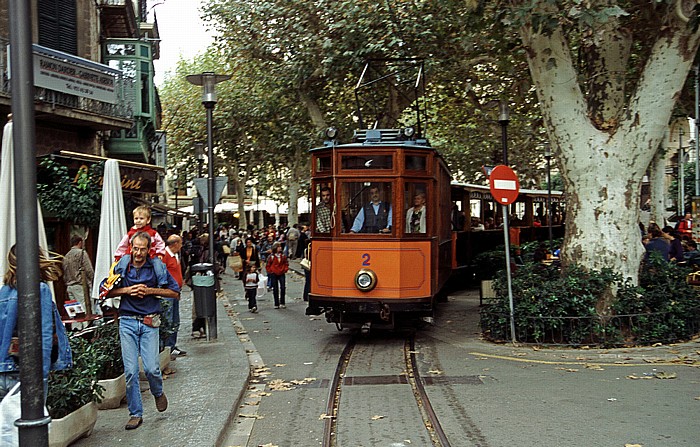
[222,269,700,447]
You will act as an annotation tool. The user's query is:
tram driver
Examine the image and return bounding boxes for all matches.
[316,186,332,233]
[350,184,393,234]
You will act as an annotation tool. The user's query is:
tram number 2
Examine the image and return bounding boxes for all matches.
[361,253,370,266]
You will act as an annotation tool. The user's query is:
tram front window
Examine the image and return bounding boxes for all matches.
[341,182,393,234]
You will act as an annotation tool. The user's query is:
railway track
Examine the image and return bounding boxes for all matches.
[322,332,451,447]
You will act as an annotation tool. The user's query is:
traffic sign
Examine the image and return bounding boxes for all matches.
[194,177,229,207]
[489,165,520,205]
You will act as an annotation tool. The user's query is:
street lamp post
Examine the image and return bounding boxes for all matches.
[187,72,231,341]
[498,101,510,165]
[544,144,553,252]
[194,142,205,228]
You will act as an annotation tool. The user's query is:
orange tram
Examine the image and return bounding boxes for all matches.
[306,128,565,330]
[306,127,452,330]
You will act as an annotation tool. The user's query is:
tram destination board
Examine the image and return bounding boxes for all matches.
[488,165,520,205]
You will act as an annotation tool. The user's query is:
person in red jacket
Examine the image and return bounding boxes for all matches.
[266,243,289,309]
[163,234,185,358]
[677,212,693,240]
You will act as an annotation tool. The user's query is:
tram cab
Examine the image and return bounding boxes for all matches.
[307,128,453,329]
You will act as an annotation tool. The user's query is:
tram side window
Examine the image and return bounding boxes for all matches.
[316,156,331,172]
[405,155,426,171]
[314,183,333,234]
[341,182,393,234]
[405,182,427,234]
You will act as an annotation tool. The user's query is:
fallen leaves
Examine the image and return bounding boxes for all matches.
[371,415,385,420]
[626,371,677,380]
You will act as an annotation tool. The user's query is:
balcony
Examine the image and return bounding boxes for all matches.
[99,0,139,39]
[0,38,135,130]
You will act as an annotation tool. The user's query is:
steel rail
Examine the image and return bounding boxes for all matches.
[322,337,356,447]
[406,334,451,447]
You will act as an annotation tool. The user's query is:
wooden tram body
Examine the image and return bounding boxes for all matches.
[307,128,453,329]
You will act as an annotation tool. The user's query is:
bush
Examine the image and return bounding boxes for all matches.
[480,252,700,346]
[46,336,104,419]
[91,321,124,381]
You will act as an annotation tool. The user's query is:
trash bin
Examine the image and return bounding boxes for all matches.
[191,263,216,317]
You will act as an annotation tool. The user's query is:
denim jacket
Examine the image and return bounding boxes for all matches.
[0,282,73,376]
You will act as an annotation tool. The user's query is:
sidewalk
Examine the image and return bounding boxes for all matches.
[74,271,251,447]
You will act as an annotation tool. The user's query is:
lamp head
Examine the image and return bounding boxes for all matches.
[186,72,231,105]
[194,142,205,160]
[498,101,510,123]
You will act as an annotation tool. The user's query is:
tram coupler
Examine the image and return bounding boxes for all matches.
[379,303,391,322]
[360,322,371,334]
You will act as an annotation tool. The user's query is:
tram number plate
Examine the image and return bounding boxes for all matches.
[362,253,370,266]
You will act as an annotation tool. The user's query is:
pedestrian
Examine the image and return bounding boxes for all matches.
[62,234,95,314]
[163,234,186,359]
[243,264,260,313]
[237,237,260,281]
[266,242,289,309]
[114,205,166,260]
[0,245,72,400]
[286,224,300,260]
[101,231,180,430]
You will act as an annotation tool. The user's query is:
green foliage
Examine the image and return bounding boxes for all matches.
[481,253,700,346]
[91,321,124,381]
[46,336,104,419]
[37,158,103,227]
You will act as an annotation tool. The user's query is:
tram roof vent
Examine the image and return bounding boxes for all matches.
[353,129,404,144]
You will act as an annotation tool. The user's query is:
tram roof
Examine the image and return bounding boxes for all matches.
[309,128,434,153]
[451,181,565,200]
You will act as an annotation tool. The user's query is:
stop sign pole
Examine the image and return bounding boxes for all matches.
[489,165,520,343]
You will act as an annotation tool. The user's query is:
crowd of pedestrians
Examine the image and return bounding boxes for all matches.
[642,214,700,266]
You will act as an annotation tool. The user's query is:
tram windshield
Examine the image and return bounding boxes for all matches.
[341,182,393,234]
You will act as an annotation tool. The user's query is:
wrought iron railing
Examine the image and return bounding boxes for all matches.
[0,36,135,120]
[480,307,700,347]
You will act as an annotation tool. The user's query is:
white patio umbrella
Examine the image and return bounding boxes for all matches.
[0,120,50,287]
[90,159,127,312]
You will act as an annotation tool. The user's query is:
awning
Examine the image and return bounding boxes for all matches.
[132,196,193,218]
[40,150,165,194]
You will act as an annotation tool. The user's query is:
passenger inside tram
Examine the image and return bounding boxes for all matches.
[405,192,427,233]
[349,183,393,234]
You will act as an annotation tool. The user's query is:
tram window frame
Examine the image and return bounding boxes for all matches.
[404,154,427,172]
[340,154,393,171]
[340,181,394,235]
[315,156,332,174]
[404,182,428,235]
[312,181,334,235]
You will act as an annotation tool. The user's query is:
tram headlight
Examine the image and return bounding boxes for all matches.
[402,126,416,139]
[325,127,338,139]
[354,268,377,292]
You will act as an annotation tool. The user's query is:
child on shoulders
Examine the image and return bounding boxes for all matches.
[114,205,166,260]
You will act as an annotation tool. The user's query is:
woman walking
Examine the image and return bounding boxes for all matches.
[266,243,289,309]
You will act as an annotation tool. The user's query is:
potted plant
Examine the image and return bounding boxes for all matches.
[91,320,126,409]
[46,335,103,447]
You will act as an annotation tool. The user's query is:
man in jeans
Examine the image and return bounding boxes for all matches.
[286,224,300,259]
[103,231,180,430]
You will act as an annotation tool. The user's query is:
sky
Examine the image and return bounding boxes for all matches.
[149,0,215,86]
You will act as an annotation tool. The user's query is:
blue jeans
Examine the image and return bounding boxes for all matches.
[162,298,180,349]
[269,273,286,306]
[0,372,19,400]
[120,317,163,418]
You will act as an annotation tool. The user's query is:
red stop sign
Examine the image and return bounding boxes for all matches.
[489,165,520,205]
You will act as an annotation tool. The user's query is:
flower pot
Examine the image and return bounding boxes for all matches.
[97,373,126,409]
[49,401,97,447]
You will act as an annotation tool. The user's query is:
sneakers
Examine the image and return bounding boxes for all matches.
[155,393,168,412]
[125,416,143,430]
[250,307,257,313]
[279,304,286,309]
[171,347,187,357]
[274,306,279,309]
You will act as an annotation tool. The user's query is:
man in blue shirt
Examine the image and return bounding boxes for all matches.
[104,231,180,430]
[350,184,393,233]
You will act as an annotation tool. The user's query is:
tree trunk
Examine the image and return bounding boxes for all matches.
[288,178,299,226]
[519,10,700,293]
[649,139,668,226]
